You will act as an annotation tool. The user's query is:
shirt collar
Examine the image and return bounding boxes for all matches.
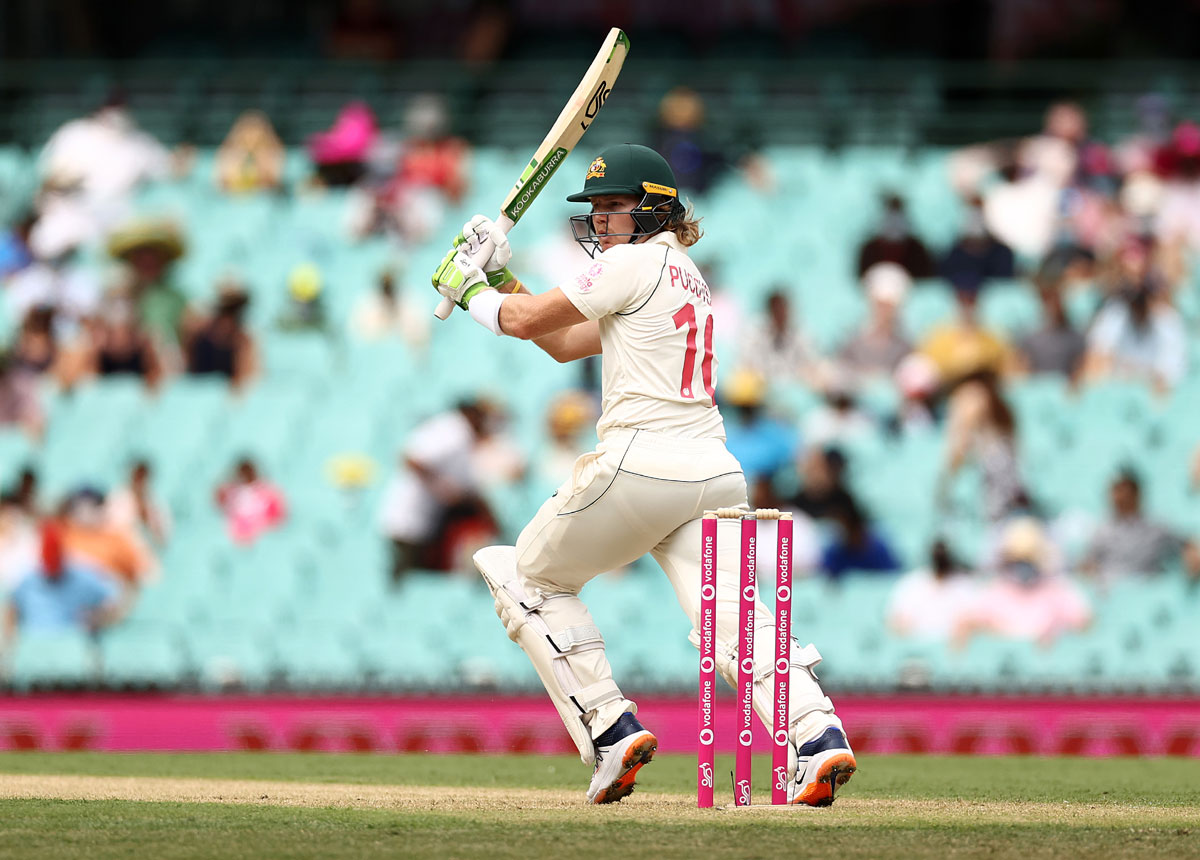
[645,230,686,253]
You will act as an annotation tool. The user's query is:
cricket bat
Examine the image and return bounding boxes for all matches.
[434,27,631,320]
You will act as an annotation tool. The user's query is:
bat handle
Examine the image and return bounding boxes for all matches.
[434,215,515,321]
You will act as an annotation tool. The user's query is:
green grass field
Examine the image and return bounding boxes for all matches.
[1,752,1198,859]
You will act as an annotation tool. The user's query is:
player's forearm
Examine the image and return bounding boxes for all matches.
[490,280,586,341]
[500,280,573,357]
[496,288,566,340]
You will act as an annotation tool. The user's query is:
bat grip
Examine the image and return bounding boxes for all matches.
[434,215,515,321]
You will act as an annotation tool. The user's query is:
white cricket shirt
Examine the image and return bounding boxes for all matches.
[559,232,727,442]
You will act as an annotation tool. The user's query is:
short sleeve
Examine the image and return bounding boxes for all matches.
[558,246,651,320]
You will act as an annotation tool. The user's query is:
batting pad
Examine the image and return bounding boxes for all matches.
[474,545,626,765]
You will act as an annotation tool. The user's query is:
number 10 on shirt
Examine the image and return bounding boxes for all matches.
[673,304,715,405]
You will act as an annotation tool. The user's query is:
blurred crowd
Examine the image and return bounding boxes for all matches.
[1,86,1199,679]
[0,90,468,665]
[707,99,1200,652]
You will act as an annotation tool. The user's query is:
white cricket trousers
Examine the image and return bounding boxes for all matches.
[515,428,841,744]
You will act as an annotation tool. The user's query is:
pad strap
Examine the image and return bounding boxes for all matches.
[573,680,623,713]
[548,625,605,654]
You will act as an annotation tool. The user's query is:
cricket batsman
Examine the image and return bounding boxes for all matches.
[431,143,856,805]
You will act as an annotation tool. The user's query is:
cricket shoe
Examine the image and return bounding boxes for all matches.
[586,713,658,804]
[788,726,856,807]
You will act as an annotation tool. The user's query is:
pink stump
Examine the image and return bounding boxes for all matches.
[772,515,793,805]
[697,515,718,808]
[735,516,757,807]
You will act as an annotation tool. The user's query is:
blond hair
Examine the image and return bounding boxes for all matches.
[669,202,703,247]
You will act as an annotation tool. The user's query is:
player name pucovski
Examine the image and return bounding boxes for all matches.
[668,264,711,304]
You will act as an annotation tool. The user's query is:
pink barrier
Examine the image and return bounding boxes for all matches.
[0,694,1199,756]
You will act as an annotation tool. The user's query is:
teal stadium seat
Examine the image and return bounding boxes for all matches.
[100,622,187,687]
[5,143,1200,695]
[186,624,277,690]
[901,280,957,341]
[978,279,1043,338]
[10,629,97,689]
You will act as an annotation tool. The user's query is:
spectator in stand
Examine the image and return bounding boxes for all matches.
[470,399,527,489]
[0,212,36,278]
[185,282,258,390]
[958,517,1091,648]
[107,460,172,551]
[1064,143,1126,258]
[887,353,940,437]
[394,95,469,203]
[107,218,191,358]
[1154,120,1200,254]
[309,101,377,188]
[0,494,38,594]
[838,262,912,382]
[215,110,285,194]
[788,446,849,521]
[888,539,977,642]
[9,468,41,519]
[720,370,798,508]
[856,193,934,279]
[59,487,157,587]
[1081,238,1186,392]
[0,350,45,439]
[37,91,173,229]
[534,390,597,493]
[1116,94,1173,177]
[982,150,1062,263]
[4,210,99,339]
[215,458,287,546]
[819,489,901,580]
[275,263,330,334]
[737,289,819,386]
[349,268,430,352]
[64,289,163,389]
[803,372,877,448]
[1081,470,1200,584]
[939,372,1027,527]
[10,307,61,377]
[1021,102,1088,188]
[940,194,1015,288]
[920,282,1015,386]
[352,95,469,242]
[4,519,128,647]
[1017,280,1087,380]
[377,399,497,581]
[652,87,729,195]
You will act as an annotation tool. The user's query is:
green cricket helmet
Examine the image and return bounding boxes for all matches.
[566,143,685,255]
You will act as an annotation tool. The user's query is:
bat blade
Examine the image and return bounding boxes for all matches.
[498,27,629,226]
[434,27,629,320]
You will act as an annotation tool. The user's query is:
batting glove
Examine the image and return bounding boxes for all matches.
[432,248,492,311]
[454,215,512,274]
